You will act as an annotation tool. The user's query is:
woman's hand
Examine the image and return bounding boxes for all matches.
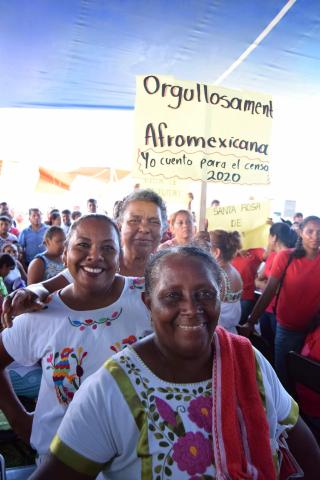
[237,322,255,337]
[12,410,34,445]
[1,289,50,329]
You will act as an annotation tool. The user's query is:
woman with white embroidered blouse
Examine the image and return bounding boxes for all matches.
[30,247,320,480]
[0,215,150,464]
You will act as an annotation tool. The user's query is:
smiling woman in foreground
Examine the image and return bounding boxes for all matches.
[31,247,320,479]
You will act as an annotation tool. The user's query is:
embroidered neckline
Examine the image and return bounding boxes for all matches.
[221,268,242,302]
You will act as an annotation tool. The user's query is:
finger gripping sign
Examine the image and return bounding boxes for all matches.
[134,75,273,185]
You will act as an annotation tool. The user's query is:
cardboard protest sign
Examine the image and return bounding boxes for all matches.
[134,75,273,185]
[207,200,271,249]
[131,175,190,212]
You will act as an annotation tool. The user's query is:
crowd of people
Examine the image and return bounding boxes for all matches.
[0,192,319,479]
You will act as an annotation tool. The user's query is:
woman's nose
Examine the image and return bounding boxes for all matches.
[138,219,150,232]
[87,246,103,260]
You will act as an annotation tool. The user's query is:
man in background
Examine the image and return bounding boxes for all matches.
[18,208,48,267]
[61,209,72,234]
[87,198,98,213]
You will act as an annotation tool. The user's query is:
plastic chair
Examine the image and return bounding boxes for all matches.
[286,351,320,398]
[0,454,6,480]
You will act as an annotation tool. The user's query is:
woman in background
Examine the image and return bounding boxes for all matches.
[27,226,66,285]
[244,216,320,389]
[210,229,243,334]
[159,209,194,249]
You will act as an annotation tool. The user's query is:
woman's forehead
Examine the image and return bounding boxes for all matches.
[125,200,161,216]
[155,255,216,280]
[73,219,118,238]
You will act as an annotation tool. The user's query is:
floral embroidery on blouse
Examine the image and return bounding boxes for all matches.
[129,277,145,290]
[68,308,123,330]
[46,346,88,406]
[110,335,138,353]
[119,354,214,478]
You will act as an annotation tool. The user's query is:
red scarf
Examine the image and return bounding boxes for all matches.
[212,326,276,479]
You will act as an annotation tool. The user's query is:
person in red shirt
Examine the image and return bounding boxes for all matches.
[254,223,297,355]
[232,247,265,324]
[244,216,320,389]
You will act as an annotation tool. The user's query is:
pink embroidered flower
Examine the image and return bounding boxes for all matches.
[84,319,93,324]
[111,311,118,318]
[172,432,213,475]
[188,396,212,433]
[46,353,53,363]
[79,326,85,331]
[155,397,177,426]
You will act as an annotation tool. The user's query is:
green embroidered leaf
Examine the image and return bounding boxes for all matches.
[164,466,172,476]
[182,388,190,393]
[157,387,167,393]
[149,424,156,432]
[153,412,159,421]
[198,386,204,393]
[135,378,140,385]
[149,395,155,402]
[154,433,163,439]
[159,441,169,447]
[54,352,59,359]
[173,388,180,392]
[157,453,165,461]
[165,394,174,400]
[141,391,147,399]
[159,422,165,431]
[173,412,186,437]
[154,465,162,474]
[147,388,155,394]
[183,396,191,401]
[149,404,156,412]
[167,431,175,441]
[192,389,198,395]
[175,394,182,400]
[155,475,161,480]
[141,400,147,408]
[167,455,174,466]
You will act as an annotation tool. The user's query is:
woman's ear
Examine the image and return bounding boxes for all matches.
[62,248,67,267]
[212,247,221,260]
[141,291,151,310]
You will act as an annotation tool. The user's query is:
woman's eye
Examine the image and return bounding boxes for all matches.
[197,290,216,300]
[78,242,89,248]
[165,292,180,300]
[103,245,115,252]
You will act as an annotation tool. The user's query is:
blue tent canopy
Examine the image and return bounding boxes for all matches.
[1,0,319,108]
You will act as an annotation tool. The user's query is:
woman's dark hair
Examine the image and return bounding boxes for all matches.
[209,230,242,262]
[144,246,222,295]
[192,231,211,252]
[0,253,15,270]
[44,226,65,243]
[117,189,168,231]
[269,222,297,248]
[65,214,121,251]
[293,215,320,258]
